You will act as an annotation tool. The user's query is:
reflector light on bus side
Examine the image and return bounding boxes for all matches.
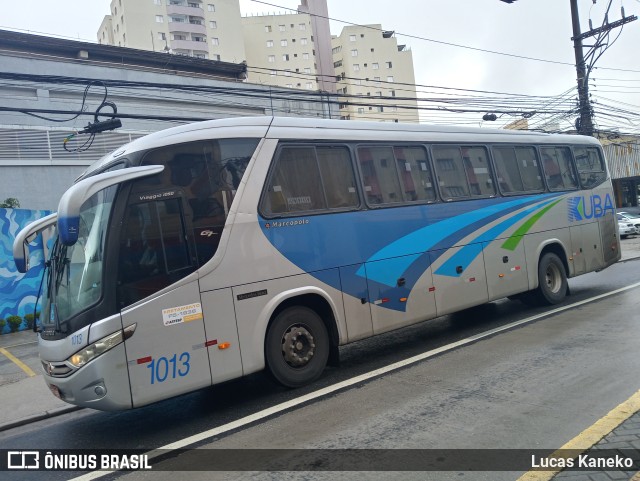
[57,165,164,246]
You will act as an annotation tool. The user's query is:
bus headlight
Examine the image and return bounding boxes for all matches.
[68,331,124,368]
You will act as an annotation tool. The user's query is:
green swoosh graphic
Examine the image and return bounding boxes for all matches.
[578,197,585,219]
[501,199,563,251]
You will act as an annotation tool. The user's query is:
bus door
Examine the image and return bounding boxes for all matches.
[365,254,437,334]
[430,245,489,316]
[118,197,212,407]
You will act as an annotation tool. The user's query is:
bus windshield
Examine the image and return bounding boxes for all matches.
[40,184,118,335]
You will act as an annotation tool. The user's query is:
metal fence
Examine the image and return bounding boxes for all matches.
[0,126,147,165]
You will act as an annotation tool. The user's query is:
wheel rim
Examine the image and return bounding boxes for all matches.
[545,263,562,293]
[281,324,316,368]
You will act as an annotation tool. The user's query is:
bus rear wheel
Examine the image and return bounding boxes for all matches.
[534,252,568,305]
[265,306,330,388]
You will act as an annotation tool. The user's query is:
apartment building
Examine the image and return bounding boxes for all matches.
[96,1,419,122]
[332,25,419,123]
[241,13,318,91]
[97,0,246,62]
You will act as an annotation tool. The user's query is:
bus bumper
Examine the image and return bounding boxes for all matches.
[42,343,133,411]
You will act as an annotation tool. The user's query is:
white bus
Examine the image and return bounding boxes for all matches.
[14,117,619,410]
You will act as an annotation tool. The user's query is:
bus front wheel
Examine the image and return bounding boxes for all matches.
[535,252,568,305]
[265,306,330,388]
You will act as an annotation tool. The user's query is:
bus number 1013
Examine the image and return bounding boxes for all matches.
[147,352,191,384]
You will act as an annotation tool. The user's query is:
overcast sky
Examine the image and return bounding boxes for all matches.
[2,0,639,130]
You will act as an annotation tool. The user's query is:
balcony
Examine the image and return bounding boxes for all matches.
[170,39,208,51]
[167,4,204,17]
[168,20,206,34]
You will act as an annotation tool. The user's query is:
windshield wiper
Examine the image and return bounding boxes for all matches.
[32,259,50,333]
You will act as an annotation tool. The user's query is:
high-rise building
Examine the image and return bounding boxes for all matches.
[97,0,419,122]
[332,25,419,123]
[97,0,246,62]
[241,12,318,92]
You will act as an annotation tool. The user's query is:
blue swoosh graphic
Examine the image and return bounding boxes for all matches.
[358,195,556,286]
[435,198,559,277]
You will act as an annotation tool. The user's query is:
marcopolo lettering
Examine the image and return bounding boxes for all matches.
[568,194,615,222]
[265,219,310,229]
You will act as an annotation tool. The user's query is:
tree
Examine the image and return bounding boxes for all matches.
[0,198,20,208]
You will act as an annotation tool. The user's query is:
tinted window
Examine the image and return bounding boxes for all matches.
[462,146,495,196]
[117,197,193,308]
[117,138,259,307]
[141,138,259,265]
[492,146,544,194]
[263,146,358,215]
[574,147,607,189]
[393,146,436,202]
[432,146,469,199]
[265,147,325,213]
[433,146,495,200]
[316,147,359,209]
[357,146,404,205]
[541,147,578,191]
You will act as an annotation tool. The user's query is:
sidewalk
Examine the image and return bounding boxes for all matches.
[0,330,80,431]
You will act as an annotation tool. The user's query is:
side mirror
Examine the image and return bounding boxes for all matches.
[13,213,58,273]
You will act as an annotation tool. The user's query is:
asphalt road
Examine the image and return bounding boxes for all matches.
[2,256,640,481]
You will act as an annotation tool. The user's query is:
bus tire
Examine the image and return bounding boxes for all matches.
[535,252,568,305]
[265,306,330,388]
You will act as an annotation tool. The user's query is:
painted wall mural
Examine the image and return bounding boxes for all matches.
[0,208,52,334]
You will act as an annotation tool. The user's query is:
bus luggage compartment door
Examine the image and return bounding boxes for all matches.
[365,254,437,335]
[121,281,212,407]
[483,236,529,300]
[430,245,489,317]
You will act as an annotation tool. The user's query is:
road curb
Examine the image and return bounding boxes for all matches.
[0,406,83,433]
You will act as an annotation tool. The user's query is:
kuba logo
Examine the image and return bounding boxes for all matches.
[568,194,615,222]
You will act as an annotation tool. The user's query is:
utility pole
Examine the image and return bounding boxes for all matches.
[569,0,637,136]
[569,0,593,136]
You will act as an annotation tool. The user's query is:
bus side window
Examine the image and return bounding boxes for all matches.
[357,146,404,205]
[393,146,436,202]
[516,147,545,192]
[492,147,522,193]
[462,146,495,196]
[493,146,544,194]
[263,147,327,215]
[316,147,359,209]
[432,146,470,200]
[574,147,606,189]
[541,147,578,191]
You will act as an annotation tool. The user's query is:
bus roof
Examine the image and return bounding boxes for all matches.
[82,116,601,178]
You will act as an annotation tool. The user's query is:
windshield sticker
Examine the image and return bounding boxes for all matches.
[162,303,203,327]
